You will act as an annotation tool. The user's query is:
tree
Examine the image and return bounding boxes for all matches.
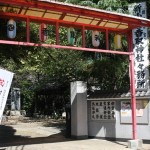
[2,0,149,116]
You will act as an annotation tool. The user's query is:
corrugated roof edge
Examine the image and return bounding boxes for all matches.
[38,0,150,23]
[87,89,150,100]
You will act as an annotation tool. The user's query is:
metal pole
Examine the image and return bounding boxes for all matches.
[128,31,137,139]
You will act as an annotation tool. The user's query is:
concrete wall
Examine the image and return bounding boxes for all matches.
[88,99,150,140]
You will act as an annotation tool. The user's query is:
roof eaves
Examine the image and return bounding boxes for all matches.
[39,0,150,27]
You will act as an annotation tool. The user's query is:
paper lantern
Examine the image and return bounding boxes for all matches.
[7,19,16,39]
[92,30,100,47]
[67,28,75,45]
[39,23,48,42]
[114,34,122,49]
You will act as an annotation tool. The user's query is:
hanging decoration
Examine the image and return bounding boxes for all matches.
[92,30,100,47]
[67,27,75,45]
[7,19,16,39]
[39,23,48,42]
[114,34,122,50]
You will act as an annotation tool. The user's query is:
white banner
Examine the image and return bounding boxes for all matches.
[0,69,14,123]
[129,2,149,89]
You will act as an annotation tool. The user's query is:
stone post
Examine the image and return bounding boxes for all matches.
[70,81,88,139]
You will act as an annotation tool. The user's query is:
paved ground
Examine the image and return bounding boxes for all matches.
[0,118,150,150]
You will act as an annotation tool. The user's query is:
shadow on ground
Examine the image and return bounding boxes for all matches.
[0,119,72,147]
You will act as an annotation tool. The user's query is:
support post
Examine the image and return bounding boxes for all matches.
[82,26,85,48]
[70,81,88,139]
[128,31,137,140]
[26,17,30,43]
[106,29,109,50]
[56,22,59,45]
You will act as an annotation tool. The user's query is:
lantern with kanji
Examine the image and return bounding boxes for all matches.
[67,28,75,45]
[39,23,48,42]
[114,34,122,49]
[7,19,16,39]
[92,30,100,47]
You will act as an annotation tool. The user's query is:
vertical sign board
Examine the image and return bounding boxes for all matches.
[0,69,14,123]
[129,2,149,89]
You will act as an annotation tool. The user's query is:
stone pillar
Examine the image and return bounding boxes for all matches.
[70,81,88,139]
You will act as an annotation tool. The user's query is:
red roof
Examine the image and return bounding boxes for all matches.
[0,0,150,33]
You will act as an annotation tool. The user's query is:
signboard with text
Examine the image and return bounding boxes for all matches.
[129,2,149,89]
[0,69,14,123]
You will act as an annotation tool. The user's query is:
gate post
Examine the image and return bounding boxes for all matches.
[128,31,137,140]
[70,81,88,139]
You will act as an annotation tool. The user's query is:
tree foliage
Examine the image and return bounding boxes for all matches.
[1,0,149,115]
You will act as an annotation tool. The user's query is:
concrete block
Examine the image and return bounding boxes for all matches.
[128,139,143,150]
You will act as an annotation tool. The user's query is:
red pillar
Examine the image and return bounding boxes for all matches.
[26,17,30,42]
[82,26,85,48]
[106,29,109,50]
[128,31,137,139]
[56,22,59,45]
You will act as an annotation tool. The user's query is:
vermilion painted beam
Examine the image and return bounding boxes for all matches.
[0,40,132,55]
[0,12,124,33]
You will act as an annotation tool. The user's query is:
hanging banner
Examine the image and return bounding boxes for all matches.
[0,69,14,124]
[128,2,149,89]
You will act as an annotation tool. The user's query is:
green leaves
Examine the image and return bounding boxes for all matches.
[79,1,98,8]
[1,0,142,114]
[97,0,128,13]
